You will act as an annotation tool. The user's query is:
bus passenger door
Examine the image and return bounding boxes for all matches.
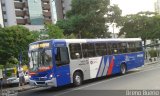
[54,47,71,86]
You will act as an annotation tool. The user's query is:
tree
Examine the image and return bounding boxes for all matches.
[40,23,64,40]
[57,0,122,38]
[119,12,159,46]
[0,26,36,67]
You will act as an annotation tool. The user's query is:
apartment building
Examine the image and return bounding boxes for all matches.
[0,0,72,30]
[55,0,71,19]
[0,0,57,30]
[155,0,160,14]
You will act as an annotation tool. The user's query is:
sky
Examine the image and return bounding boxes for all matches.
[109,0,156,34]
[111,0,155,16]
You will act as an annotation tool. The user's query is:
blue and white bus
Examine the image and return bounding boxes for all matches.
[28,38,144,87]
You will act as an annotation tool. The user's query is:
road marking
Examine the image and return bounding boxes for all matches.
[55,65,160,96]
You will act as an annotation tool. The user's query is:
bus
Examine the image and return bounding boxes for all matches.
[28,38,144,87]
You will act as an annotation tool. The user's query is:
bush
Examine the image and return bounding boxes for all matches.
[0,65,4,69]
[148,49,158,58]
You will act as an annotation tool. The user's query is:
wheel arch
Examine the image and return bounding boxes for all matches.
[71,69,84,83]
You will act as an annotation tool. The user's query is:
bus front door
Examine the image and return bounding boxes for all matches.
[54,47,71,86]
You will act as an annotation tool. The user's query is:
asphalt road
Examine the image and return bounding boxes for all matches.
[18,63,160,96]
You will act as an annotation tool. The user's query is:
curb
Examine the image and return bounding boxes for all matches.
[17,86,38,92]
[145,61,158,66]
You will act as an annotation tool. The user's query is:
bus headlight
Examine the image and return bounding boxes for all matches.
[50,74,53,78]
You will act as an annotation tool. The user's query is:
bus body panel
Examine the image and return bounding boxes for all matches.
[28,38,144,87]
[53,40,71,86]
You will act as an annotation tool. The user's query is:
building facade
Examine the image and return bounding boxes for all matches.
[155,0,160,14]
[55,0,71,20]
[0,0,72,30]
[0,0,4,27]
[0,0,57,30]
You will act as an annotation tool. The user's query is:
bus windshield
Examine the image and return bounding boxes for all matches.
[30,49,52,72]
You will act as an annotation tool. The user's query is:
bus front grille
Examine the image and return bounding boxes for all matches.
[36,82,45,84]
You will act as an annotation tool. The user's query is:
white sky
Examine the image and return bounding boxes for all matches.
[111,0,155,16]
[109,0,156,34]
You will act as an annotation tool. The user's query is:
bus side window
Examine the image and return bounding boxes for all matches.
[82,43,96,58]
[112,43,118,54]
[55,47,70,66]
[95,43,107,56]
[121,42,127,53]
[69,43,82,59]
[106,43,111,55]
[136,42,142,51]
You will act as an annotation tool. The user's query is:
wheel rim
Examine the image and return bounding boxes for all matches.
[75,75,81,85]
[121,65,126,74]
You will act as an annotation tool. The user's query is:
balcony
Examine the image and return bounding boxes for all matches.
[24,2,28,8]
[26,11,29,16]
[17,19,27,25]
[14,2,25,9]
[15,11,25,17]
[42,4,50,10]
[43,11,51,17]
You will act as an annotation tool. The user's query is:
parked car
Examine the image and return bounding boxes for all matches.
[3,68,29,86]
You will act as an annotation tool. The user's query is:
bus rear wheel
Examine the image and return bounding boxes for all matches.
[73,72,82,86]
[120,64,126,75]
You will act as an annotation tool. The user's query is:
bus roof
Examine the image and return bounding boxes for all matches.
[30,38,142,45]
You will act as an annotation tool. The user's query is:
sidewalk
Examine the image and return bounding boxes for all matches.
[0,84,37,96]
[6,84,37,92]
[145,57,159,65]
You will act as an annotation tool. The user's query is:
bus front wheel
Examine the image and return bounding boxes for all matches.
[120,64,126,75]
[73,72,82,86]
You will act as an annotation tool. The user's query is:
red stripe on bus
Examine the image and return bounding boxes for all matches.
[107,57,114,75]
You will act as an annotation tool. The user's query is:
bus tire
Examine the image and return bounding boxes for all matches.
[120,64,127,75]
[73,72,83,86]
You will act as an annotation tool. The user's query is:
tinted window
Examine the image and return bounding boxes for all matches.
[111,43,118,54]
[69,43,82,59]
[82,43,96,58]
[55,47,69,66]
[106,43,112,55]
[136,42,143,51]
[95,43,107,56]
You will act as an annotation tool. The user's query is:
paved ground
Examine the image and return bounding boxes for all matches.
[16,61,160,96]
[0,60,158,96]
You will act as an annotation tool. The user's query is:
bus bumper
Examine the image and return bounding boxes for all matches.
[29,78,57,87]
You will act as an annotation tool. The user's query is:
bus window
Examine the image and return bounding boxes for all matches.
[128,42,136,52]
[106,43,112,55]
[136,42,143,51]
[121,42,127,53]
[112,43,118,54]
[95,43,107,56]
[55,47,70,66]
[82,43,96,58]
[69,43,82,59]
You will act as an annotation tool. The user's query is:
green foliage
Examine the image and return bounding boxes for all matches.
[6,56,18,68]
[0,65,4,69]
[119,12,160,45]
[148,49,158,58]
[56,0,122,38]
[65,33,76,39]
[41,23,64,40]
[0,26,36,67]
